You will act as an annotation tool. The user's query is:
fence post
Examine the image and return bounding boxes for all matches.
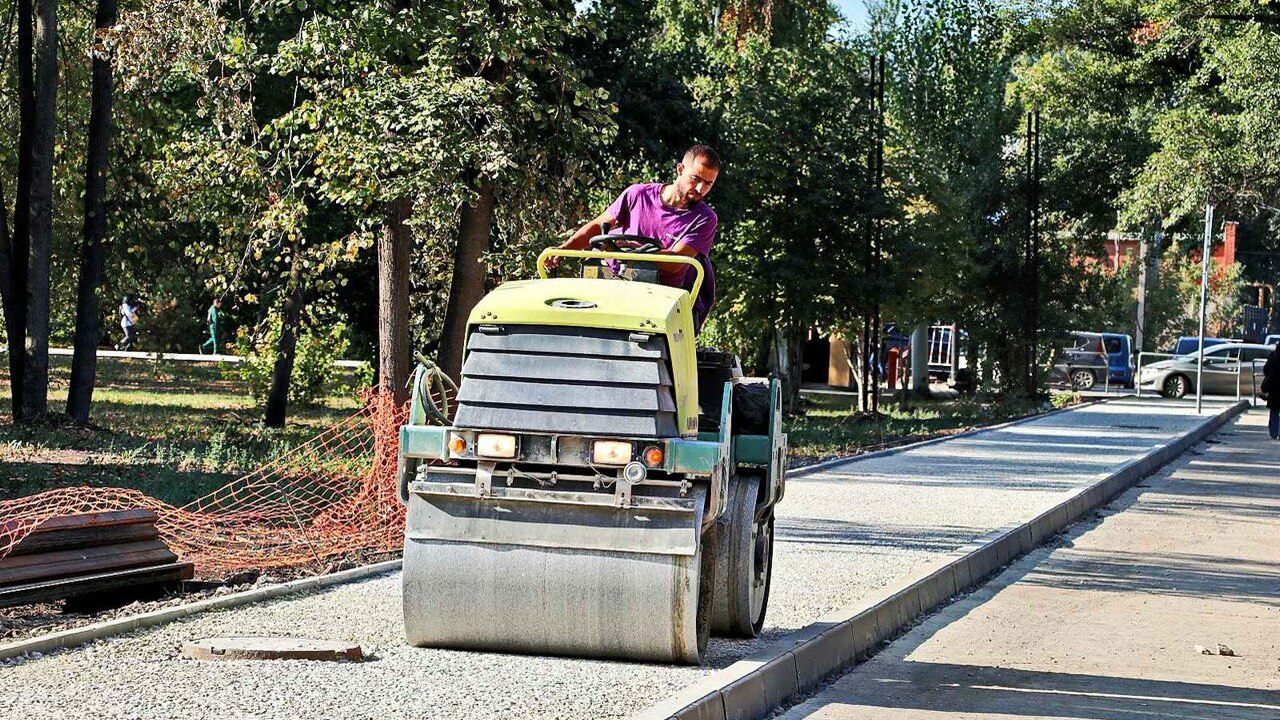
[1135,352,1144,398]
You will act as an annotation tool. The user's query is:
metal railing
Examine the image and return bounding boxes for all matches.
[1134,350,1265,405]
[1251,359,1265,407]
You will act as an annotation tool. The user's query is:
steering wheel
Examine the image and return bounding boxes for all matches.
[588,234,662,254]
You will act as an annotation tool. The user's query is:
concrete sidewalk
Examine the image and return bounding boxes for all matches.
[779,408,1280,720]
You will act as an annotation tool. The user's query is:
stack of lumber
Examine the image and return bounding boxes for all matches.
[0,510,194,608]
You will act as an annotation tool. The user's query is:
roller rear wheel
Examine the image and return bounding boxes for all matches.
[711,473,773,637]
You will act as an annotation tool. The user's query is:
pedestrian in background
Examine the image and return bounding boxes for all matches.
[201,298,221,354]
[1263,344,1280,440]
[115,295,139,351]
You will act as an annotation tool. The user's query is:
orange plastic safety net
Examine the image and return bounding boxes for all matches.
[0,390,413,578]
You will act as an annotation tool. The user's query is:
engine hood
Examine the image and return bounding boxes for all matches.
[466,277,693,338]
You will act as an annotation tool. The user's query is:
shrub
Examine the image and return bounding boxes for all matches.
[233,316,352,406]
[1049,390,1081,409]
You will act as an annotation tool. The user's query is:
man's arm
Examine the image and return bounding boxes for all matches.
[559,210,616,252]
[664,241,699,258]
[666,214,718,258]
[545,210,616,269]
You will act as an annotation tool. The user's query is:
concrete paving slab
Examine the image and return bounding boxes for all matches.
[778,408,1280,720]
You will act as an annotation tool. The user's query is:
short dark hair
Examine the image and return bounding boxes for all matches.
[683,144,721,170]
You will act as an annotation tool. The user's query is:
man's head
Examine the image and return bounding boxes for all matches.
[213,298,222,308]
[673,145,721,207]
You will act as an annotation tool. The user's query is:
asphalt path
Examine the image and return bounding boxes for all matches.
[0,397,1235,720]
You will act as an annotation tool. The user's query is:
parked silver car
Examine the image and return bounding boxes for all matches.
[1137,342,1272,398]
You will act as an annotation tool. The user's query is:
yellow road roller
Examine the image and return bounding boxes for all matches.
[397,239,786,663]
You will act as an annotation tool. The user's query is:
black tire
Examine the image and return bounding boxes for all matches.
[695,521,716,658]
[749,511,774,635]
[697,348,737,431]
[1070,368,1097,391]
[1163,374,1190,399]
[710,473,772,637]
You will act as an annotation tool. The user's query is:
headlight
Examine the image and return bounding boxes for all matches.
[475,433,517,459]
[592,440,633,465]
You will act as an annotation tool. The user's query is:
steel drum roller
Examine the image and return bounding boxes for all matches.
[403,483,709,663]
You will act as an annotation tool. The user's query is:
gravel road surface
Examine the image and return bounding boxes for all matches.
[0,397,1231,720]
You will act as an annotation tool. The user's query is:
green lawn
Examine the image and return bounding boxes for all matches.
[1,355,362,506]
[785,392,1055,465]
[3,356,1067,505]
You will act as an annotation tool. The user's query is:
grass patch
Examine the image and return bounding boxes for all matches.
[3,355,1079,504]
[1,355,363,506]
[785,392,1056,465]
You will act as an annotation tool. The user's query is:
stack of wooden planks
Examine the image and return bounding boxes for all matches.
[0,510,194,608]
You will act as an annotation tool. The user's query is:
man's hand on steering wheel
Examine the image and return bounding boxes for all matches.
[544,233,663,274]
[587,234,662,254]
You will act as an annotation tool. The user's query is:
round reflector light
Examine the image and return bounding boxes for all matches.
[644,446,664,467]
[448,435,467,456]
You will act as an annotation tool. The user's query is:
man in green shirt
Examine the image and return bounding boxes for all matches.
[200,298,221,355]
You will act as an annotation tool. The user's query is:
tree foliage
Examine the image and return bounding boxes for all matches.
[3,0,1277,419]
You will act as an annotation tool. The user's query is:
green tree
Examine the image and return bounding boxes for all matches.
[66,0,119,422]
[873,0,1034,393]
[271,0,614,387]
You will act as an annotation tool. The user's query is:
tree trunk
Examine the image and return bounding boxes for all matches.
[845,328,867,414]
[23,0,57,418]
[66,0,116,423]
[787,323,804,409]
[263,245,303,428]
[5,0,36,420]
[0,180,17,393]
[378,196,413,406]
[437,175,495,382]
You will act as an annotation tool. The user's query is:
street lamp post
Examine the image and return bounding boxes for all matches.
[1195,203,1215,415]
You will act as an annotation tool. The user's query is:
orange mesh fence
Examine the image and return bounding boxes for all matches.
[0,390,412,578]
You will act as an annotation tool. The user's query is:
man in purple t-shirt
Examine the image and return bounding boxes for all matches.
[548,145,721,329]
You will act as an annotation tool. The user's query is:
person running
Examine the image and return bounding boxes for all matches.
[115,295,139,351]
[548,144,721,331]
[1263,344,1280,440]
[201,298,222,354]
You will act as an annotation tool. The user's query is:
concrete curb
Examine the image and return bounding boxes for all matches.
[0,559,402,661]
[633,400,1249,720]
[788,397,1109,479]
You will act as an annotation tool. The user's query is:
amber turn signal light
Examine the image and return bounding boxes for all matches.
[448,435,467,456]
[643,446,664,467]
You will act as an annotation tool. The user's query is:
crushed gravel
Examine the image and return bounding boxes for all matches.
[0,549,399,644]
[0,397,1229,720]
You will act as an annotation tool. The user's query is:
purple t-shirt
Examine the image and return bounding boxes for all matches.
[606,183,718,288]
